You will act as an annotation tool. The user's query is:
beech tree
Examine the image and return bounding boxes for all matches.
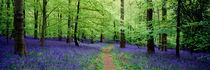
[74,0,80,46]
[120,0,125,48]
[14,0,27,56]
[66,0,71,43]
[41,0,47,46]
[176,0,181,57]
[146,0,155,54]
[34,0,38,39]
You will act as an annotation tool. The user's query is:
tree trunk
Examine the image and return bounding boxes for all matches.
[100,32,103,42]
[146,0,155,54]
[74,0,80,46]
[34,0,38,39]
[23,0,26,37]
[66,0,71,43]
[58,12,62,41]
[0,0,3,24]
[176,0,181,57]
[162,2,167,52]
[120,0,125,48]
[41,0,47,46]
[7,0,11,44]
[157,7,161,50]
[14,0,27,57]
[113,21,117,41]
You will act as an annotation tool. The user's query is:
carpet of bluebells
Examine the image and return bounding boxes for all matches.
[0,36,108,70]
[111,44,210,70]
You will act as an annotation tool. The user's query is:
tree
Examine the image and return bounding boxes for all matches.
[100,32,103,42]
[120,0,125,48]
[176,0,181,57]
[40,0,47,46]
[58,9,62,41]
[113,21,117,41]
[161,1,167,51]
[66,0,71,43]
[74,0,80,46]
[6,0,11,44]
[146,0,155,54]
[34,0,38,39]
[14,0,27,56]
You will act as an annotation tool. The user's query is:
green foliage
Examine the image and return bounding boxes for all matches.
[0,0,209,52]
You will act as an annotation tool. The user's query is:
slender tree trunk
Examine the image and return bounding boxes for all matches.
[91,30,94,43]
[100,32,103,42]
[74,0,80,46]
[14,0,27,57]
[157,7,162,50]
[120,0,125,48]
[66,0,71,43]
[23,0,26,37]
[146,0,155,54]
[58,12,62,41]
[176,0,181,57]
[113,21,117,41]
[34,0,38,39]
[162,1,167,52]
[6,0,11,44]
[0,0,3,24]
[41,0,47,46]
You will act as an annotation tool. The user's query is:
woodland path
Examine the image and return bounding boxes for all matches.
[103,44,115,70]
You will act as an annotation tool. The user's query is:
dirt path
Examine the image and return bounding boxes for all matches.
[103,44,115,70]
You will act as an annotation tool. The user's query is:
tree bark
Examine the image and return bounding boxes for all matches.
[66,0,71,43]
[162,1,167,52]
[58,10,62,41]
[176,0,181,57]
[7,0,11,44]
[120,0,125,48]
[34,0,38,39]
[100,32,103,42]
[146,0,155,54]
[14,0,27,57]
[41,0,47,46]
[113,21,117,41]
[23,0,26,37]
[74,0,80,46]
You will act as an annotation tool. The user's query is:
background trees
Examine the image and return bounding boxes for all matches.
[0,0,209,56]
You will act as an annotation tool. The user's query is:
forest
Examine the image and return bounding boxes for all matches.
[0,0,209,70]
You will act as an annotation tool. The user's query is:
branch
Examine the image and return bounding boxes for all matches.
[46,5,59,18]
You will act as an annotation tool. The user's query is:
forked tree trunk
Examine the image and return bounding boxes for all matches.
[14,0,27,57]
[146,0,155,54]
[41,0,47,46]
[34,0,38,39]
[120,0,125,48]
[7,0,11,44]
[176,0,181,57]
[74,0,80,46]
[66,0,71,43]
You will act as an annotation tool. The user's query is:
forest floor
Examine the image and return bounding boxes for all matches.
[103,44,115,70]
[0,35,209,70]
